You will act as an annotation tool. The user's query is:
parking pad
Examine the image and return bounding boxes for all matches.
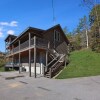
[8,82,22,88]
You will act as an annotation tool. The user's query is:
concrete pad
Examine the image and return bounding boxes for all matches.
[0,71,100,100]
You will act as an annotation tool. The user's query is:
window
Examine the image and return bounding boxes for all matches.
[54,30,60,42]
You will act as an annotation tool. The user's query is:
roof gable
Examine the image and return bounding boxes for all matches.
[43,24,69,44]
[5,35,17,42]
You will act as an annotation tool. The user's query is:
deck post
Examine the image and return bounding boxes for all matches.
[46,51,48,66]
[29,49,31,77]
[12,55,14,70]
[29,32,31,77]
[34,36,36,78]
[19,52,21,73]
[19,40,21,73]
[12,45,14,70]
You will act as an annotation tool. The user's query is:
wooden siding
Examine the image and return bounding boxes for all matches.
[43,26,69,54]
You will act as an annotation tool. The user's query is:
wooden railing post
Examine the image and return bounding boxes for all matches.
[50,68,52,78]
[48,41,50,49]
[34,36,36,78]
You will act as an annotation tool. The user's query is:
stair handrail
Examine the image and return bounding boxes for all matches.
[48,49,59,57]
[46,55,59,68]
[50,54,65,70]
[49,54,66,78]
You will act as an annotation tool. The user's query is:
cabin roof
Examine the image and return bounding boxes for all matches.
[6,24,69,45]
[5,34,17,42]
[10,27,45,44]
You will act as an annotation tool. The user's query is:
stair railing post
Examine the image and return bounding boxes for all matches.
[50,68,52,78]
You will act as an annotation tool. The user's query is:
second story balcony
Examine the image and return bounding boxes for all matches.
[6,36,49,56]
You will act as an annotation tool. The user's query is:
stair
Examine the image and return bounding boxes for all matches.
[44,52,65,78]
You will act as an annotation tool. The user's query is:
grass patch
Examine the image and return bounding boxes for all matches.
[0,67,5,72]
[56,49,100,79]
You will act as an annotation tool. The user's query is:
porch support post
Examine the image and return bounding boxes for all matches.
[46,51,48,66]
[29,32,31,77]
[12,55,14,70]
[34,36,36,78]
[19,40,21,73]
[12,45,14,70]
[29,49,31,77]
[19,53,21,73]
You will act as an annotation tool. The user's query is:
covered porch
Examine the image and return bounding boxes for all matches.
[5,47,49,78]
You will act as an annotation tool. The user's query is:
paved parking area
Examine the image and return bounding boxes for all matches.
[0,71,100,100]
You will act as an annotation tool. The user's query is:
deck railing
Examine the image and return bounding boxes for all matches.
[20,40,29,50]
[7,36,49,55]
[31,37,34,45]
[13,46,19,53]
[36,37,48,47]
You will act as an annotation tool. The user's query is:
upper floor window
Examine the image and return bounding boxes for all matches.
[54,30,60,42]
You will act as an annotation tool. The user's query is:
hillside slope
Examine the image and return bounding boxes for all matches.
[56,49,100,79]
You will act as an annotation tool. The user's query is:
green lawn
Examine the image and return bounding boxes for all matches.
[56,49,100,79]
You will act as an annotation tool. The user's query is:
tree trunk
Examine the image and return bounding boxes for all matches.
[86,29,89,48]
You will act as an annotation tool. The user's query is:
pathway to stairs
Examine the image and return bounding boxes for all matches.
[0,71,100,100]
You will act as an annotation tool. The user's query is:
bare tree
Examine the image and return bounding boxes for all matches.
[83,0,100,37]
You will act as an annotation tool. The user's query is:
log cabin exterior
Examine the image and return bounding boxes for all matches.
[5,24,69,78]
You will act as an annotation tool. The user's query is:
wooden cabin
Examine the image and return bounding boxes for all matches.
[5,24,69,78]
